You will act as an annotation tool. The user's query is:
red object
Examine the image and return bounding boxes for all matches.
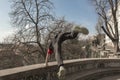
[47,49,53,55]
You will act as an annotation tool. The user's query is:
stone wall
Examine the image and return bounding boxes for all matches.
[0,58,120,80]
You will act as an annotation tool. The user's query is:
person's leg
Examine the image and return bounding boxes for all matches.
[54,43,66,78]
[54,43,63,67]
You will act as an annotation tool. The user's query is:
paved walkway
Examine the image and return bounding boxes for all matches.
[98,75,120,80]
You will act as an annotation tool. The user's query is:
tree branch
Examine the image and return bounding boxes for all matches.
[21,0,36,24]
[101,26,114,41]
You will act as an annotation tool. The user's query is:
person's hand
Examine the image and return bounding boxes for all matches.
[44,62,48,67]
[46,63,48,67]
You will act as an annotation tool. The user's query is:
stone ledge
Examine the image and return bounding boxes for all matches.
[0,58,120,80]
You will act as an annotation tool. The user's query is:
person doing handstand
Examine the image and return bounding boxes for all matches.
[45,26,89,78]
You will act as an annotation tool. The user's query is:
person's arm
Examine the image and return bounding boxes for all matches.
[45,52,49,66]
[45,48,53,66]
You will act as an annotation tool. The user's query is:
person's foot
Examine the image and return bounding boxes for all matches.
[57,66,66,79]
[73,26,89,35]
[73,26,82,33]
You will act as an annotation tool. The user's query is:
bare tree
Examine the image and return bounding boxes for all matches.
[7,17,77,64]
[10,0,54,58]
[96,17,104,34]
[92,0,120,52]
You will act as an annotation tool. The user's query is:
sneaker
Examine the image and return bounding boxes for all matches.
[73,26,82,33]
[57,66,66,78]
[73,26,89,35]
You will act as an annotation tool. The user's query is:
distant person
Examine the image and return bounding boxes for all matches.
[45,26,89,78]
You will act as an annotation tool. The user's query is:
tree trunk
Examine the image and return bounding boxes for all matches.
[112,40,120,53]
[35,24,46,59]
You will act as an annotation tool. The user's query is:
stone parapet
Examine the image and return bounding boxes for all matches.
[0,58,120,80]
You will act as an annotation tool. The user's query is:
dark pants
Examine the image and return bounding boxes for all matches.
[51,32,78,67]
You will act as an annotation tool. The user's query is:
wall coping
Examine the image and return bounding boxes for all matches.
[0,58,120,77]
